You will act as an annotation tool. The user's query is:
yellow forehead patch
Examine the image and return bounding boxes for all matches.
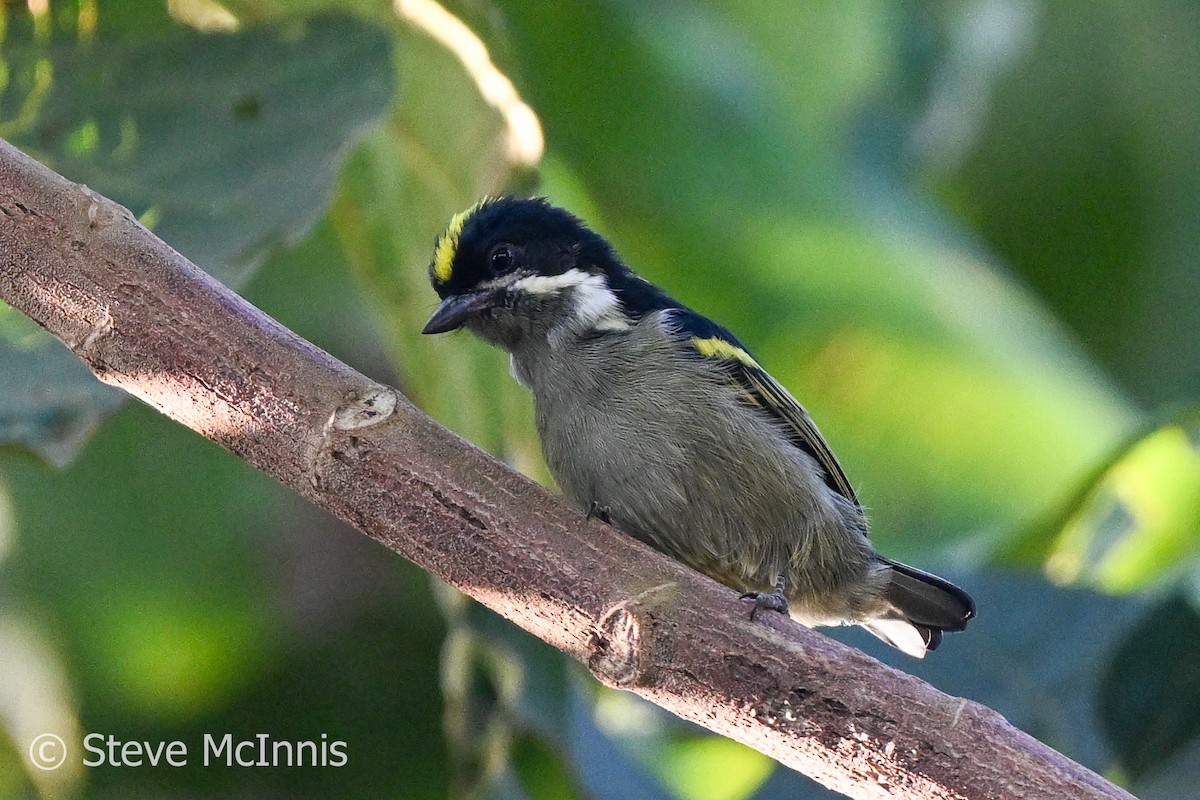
[691,336,758,367]
[432,209,469,284]
[432,198,494,285]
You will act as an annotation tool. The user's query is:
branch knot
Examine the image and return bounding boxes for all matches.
[330,386,398,431]
[587,582,676,688]
[588,605,643,687]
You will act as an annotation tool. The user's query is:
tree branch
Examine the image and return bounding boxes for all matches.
[0,138,1133,800]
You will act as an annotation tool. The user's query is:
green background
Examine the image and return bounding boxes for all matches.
[1,1,1198,798]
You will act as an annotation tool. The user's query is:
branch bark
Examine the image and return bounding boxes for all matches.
[0,138,1134,800]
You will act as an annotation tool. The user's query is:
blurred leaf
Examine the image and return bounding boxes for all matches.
[216,0,394,25]
[1132,735,1200,800]
[654,736,773,800]
[0,613,84,798]
[1036,414,1200,590]
[831,571,1148,773]
[1100,596,1200,781]
[438,589,585,800]
[3,404,280,726]
[0,307,125,467]
[0,9,394,464]
[948,2,1200,403]
[570,687,677,800]
[511,733,590,800]
[748,767,844,800]
[583,677,772,800]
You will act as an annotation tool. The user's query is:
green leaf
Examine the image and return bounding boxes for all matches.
[1100,596,1200,781]
[1,11,394,284]
[949,3,1200,404]
[0,10,394,463]
[512,732,591,800]
[0,306,125,466]
[652,736,773,800]
[1031,413,1200,590]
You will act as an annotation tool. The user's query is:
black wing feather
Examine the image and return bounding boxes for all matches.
[664,307,861,508]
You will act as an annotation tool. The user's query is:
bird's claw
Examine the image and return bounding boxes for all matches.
[585,500,612,524]
[740,576,788,621]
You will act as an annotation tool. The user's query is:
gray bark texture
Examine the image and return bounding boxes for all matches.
[0,138,1136,800]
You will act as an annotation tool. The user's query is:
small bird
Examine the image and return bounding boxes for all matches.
[422,196,974,657]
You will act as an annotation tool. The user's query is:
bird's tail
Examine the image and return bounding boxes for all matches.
[860,559,975,658]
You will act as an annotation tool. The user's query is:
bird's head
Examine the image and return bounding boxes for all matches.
[421,196,642,349]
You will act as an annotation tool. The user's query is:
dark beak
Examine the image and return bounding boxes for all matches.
[421,290,502,334]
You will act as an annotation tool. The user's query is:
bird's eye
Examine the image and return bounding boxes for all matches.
[488,243,518,275]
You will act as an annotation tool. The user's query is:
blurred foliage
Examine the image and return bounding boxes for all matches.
[0,4,394,464]
[1099,597,1200,782]
[0,1,1197,799]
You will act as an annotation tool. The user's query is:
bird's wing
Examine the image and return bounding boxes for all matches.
[664,308,861,508]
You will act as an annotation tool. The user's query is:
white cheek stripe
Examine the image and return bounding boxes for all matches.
[511,268,592,294]
[510,269,631,332]
[572,275,627,329]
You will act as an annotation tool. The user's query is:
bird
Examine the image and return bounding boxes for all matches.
[421,196,974,657]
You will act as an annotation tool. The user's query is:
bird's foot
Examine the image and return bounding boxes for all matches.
[585,500,611,524]
[740,576,789,621]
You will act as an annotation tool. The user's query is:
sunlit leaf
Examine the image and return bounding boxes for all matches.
[1045,418,1200,591]
[654,737,773,800]
[0,613,84,798]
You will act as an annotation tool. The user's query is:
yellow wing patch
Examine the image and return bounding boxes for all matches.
[738,365,861,506]
[691,336,758,368]
[690,333,860,506]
